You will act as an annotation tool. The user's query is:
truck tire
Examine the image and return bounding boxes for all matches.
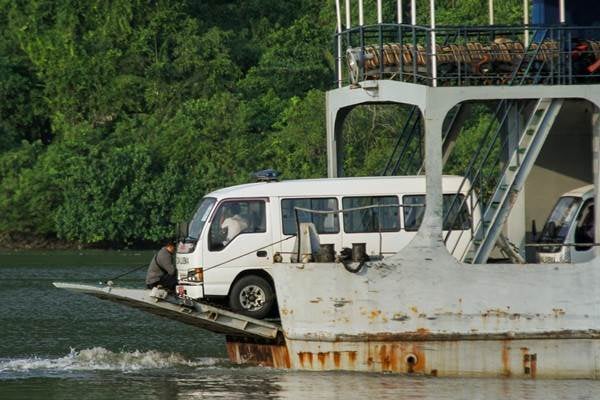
[229,275,274,319]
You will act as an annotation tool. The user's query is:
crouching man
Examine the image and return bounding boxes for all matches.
[146,241,177,291]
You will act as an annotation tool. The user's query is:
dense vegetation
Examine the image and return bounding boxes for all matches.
[0,0,522,247]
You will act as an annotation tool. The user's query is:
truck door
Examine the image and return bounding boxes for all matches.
[571,198,594,263]
[202,198,272,296]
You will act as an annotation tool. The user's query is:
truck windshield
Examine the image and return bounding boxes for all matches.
[188,197,216,240]
[539,196,582,246]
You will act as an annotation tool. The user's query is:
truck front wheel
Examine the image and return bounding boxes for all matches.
[229,275,274,319]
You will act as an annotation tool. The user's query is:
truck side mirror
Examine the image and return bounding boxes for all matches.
[531,219,537,241]
[177,221,189,240]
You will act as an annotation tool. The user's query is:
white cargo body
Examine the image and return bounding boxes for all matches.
[175,176,478,318]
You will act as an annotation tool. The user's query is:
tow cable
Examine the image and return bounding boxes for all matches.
[100,263,149,286]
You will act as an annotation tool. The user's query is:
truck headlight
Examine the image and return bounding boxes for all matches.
[187,267,204,282]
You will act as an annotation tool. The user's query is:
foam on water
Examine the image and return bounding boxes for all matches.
[0,347,223,373]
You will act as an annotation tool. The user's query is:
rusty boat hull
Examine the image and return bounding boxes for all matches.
[226,336,600,379]
[267,235,600,379]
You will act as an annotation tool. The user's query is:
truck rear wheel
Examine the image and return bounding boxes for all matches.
[229,275,274,319]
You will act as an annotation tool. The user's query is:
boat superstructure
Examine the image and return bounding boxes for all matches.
[268,0,600,378]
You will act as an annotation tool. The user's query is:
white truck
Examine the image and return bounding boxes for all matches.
[536,185,595,264]
[175,175,478,318]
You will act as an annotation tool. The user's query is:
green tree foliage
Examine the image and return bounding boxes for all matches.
[0,0,525,246]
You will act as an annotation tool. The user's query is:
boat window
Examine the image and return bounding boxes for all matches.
[281,198,339,235]
[188,197,216,240]
[538,196,582,250]
[403,194,471,231]
[208,200,266,251]
[342,196,400,233]
[574,199,594,251]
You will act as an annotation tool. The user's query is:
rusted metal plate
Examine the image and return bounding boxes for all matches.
[281,338,600,378]
[226,339,291,368]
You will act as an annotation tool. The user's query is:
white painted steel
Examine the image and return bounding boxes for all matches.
[359,0,364,26]
[272,243,600,377]
[335,0,342,32]
[559,0,565,24]
[524,0,529,46]
[489,0,494,25]
[411,0,416,25]
[320,80,600,377]
[335,0,343,87]
[397,0,402,23]
[430,0,436,87]
[377,0,382,23]
[345,0,351,28]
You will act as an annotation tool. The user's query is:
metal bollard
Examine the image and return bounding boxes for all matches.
[318,244,336,262]
[352,243,367,262]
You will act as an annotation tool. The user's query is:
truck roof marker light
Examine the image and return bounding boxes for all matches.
[253,169,280,182]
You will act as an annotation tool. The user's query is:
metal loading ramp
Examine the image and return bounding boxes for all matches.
[53,282,282,340]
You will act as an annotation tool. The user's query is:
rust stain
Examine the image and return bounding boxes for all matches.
[379,344,392,371]
[333,351,341,368]
[280,308,289,316]
[501,340,511,377]
[317,352,327,368]
[415,328,430,337]
[226,340,291,368]
[309,297,322,303]
[552,308,566,317]
[530,354,537,379]
[389,344,400,371]
[369,310,382,321]
[348,351,357,366]
[392,313,410,321]
[332,298,352,308]
[409,344,426,373]
[483,308,511,318]
[430,368,438,377]
[410,306,419,314]
[298,351,313,368]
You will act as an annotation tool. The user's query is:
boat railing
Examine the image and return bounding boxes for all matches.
[292,203,428,260]
[335,23,600,87]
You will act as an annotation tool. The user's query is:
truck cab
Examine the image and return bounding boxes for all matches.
[536,185,595,263]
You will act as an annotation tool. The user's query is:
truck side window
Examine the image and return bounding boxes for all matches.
[342,196,400,233]
[403,194,471,231]
[208,200,266,251]
[443,194,472,231]
[574,200,594,251]
[281,198,339,235]
[403,195,425,231]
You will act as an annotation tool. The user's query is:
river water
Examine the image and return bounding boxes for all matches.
[1,250,599,399]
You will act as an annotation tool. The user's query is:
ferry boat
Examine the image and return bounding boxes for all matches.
[56,0,600,379]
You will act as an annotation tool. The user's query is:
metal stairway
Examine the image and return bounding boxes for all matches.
[460,98,564,263]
